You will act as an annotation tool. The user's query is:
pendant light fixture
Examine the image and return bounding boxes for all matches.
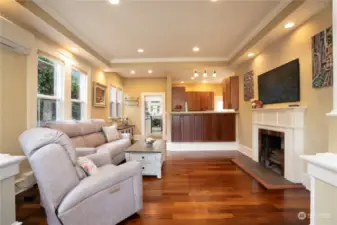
[203,70,207,77]
[194,71,199,77]
[212,70,217,77]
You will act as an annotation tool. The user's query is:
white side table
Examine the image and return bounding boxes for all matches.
[301,153,337,225]
[0,154,26,225]
[125,140,166,179]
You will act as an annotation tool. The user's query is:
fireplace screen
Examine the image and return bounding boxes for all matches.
[258,129,285,176]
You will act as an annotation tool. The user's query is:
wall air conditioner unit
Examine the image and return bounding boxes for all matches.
[0,17,34,55]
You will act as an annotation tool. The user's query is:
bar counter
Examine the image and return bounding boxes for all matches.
[171,110,237,142]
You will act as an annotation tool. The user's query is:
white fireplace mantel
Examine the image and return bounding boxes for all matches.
[252,107,306,183]
[0,154,25,225]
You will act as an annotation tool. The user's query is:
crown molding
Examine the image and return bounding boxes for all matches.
[228,0,305,65]
[227,0,292,61]
[16,0,111,67]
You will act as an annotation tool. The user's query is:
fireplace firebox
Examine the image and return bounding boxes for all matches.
[258,129,285,176]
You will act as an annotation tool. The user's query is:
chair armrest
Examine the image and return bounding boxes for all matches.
[75,147,97,157]
[58,161,141,214]
[85,153,112,167]
[120,133,131,140]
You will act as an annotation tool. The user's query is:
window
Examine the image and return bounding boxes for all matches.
[71,69,87,120]
[37,56,63,125]
[110,86,116,118]
[110,87,122,118]
[117,88,122,117]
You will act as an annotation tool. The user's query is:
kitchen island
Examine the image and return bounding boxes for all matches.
[171,111,238,142]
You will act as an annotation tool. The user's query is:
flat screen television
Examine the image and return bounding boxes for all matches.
[258,59,300,104]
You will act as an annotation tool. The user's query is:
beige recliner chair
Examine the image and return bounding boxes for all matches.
[19,127,142,225]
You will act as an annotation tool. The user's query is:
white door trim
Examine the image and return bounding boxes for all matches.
[140,92,166,140]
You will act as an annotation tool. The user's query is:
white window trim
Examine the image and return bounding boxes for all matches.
[37,56,65,124]
[117,87,123,118]
[109,85,117,119]
[109,86,123,120]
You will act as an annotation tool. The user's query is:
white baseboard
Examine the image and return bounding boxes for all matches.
[15,171,36,194]
[302,173,311,191]
[167,142,239,151]
[238,144,253,158]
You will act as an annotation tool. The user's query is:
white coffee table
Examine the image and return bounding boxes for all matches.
[125,140,166,179]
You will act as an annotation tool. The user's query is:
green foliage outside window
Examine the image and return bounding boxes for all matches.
[71,70,81,99]
[72,102,81,120]
[38,56,55,95]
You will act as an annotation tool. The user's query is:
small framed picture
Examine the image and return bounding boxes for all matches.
[93,82,107,107]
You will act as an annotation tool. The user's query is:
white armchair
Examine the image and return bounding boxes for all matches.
[19,128,143,225]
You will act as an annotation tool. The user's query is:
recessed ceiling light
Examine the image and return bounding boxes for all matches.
[211,0,218,2]
[181,81,185,84]
[137,49,144,53]
[130,70,135,74]
[191,77,195,80]
[193,47,200,52]
[108,0,120,5]
[148,70,153,74]
[248,52,255,57]
[194,71,199,77]
[284,22,295,29]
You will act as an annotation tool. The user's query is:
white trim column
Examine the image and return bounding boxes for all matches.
[327,0,337,116]
[302,154,337,225]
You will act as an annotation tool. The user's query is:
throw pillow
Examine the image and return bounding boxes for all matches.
[77,157,98,176]
[102,125,120,142]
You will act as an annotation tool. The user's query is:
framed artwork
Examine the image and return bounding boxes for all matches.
[312,26,333,88]
[93,82,107,107]
[244,70,254,101]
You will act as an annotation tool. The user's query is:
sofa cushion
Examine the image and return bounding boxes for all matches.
[82,133,107,148]
[77,122,105,136]
[75,147,97,157]
[102,125,120,142]
[43,123,82,138]
[96,139,131,158]
[71,136,85,148]
[44,120,105,138]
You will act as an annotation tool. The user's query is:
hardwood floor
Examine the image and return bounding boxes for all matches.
[16,151,310,225]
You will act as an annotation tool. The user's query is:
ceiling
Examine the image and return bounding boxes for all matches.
[34,0,283,62]
[1,0,331,83]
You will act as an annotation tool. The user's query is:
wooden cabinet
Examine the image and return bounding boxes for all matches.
[223,76,239,110]
[172,87,186,111]
[171,113,236,142]
[186,92,214,111]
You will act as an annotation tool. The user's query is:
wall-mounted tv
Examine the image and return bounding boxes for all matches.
[258,59,300,104]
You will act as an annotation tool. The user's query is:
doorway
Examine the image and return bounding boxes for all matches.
[141,92,166,140]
